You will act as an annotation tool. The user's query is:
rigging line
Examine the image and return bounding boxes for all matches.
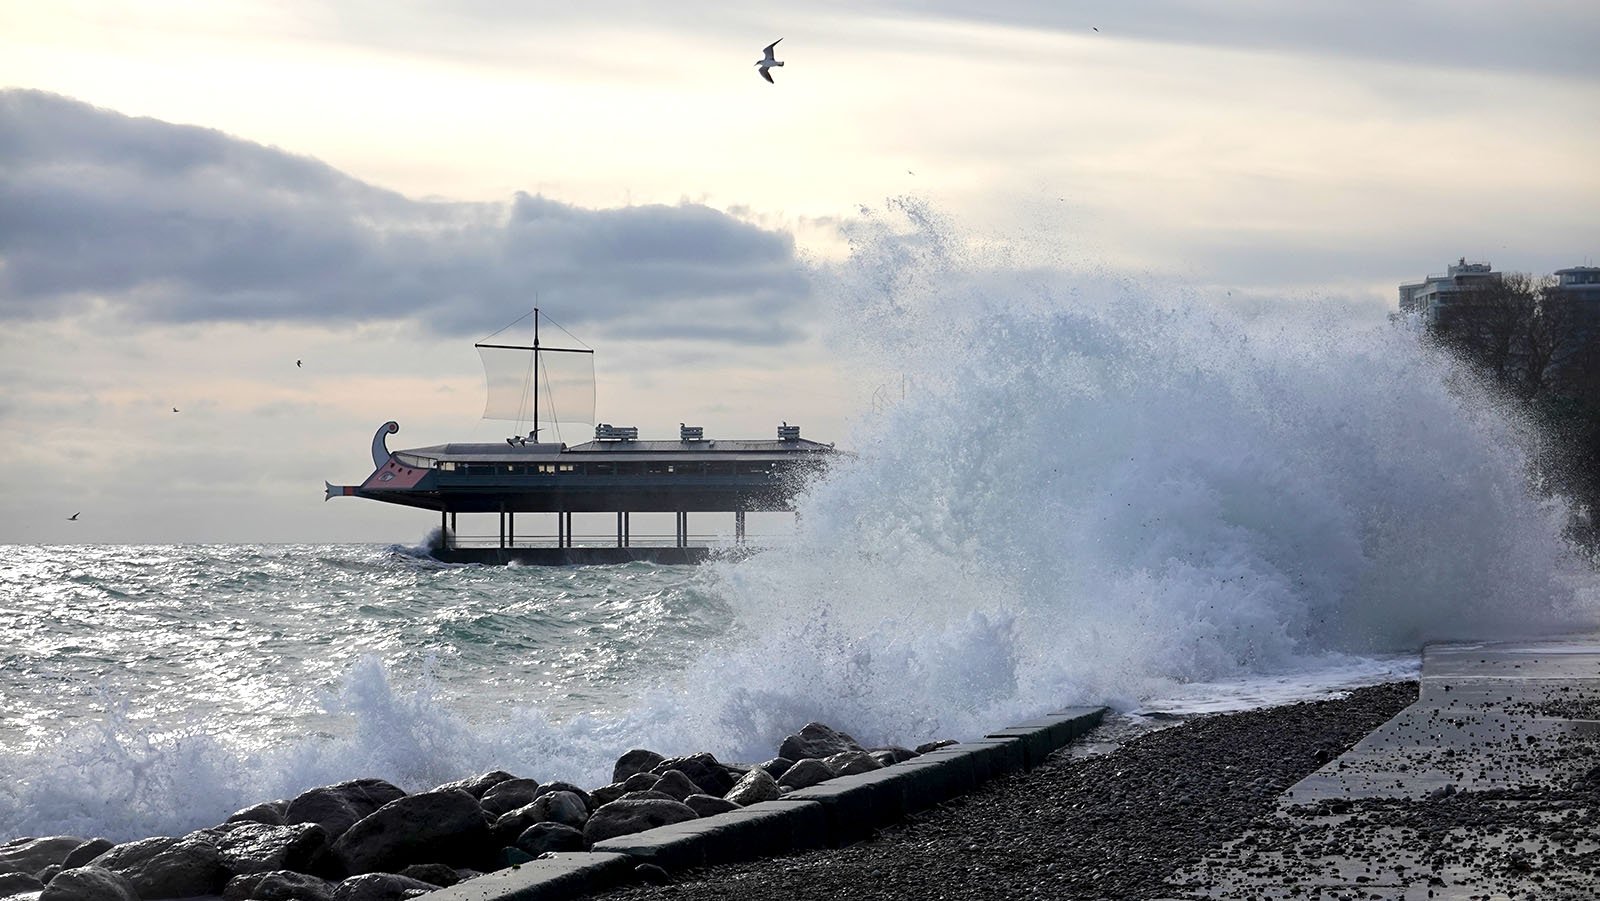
[535,311,593,350]
[478,308,537,344]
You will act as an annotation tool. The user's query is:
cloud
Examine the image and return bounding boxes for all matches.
[0,89,812,343]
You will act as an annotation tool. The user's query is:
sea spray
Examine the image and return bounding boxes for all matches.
[4,206,1598,843]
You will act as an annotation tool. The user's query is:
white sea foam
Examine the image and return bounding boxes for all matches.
[3,204,1597,841]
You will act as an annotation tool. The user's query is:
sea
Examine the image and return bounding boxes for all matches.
[5,215,1599,843]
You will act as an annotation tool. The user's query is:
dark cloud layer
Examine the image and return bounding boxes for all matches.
[0,90,811,343]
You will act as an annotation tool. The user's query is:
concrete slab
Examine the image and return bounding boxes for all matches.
[417,852,634,901]
[1165,637,1600,900]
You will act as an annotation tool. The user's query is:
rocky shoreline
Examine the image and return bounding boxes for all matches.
[0,723,953,901]
[590,682,1419,901]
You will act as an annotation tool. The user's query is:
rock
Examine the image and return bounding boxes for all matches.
[227,799,290,827]
[780,723,865,762]
[684,794,741,817]
[724,766,781,805]
[0,836,87,875]
[533,781,595,811]
[777,758,834,790]
[330,872,438,901]
[583,799,699,844]
[634,863,671,885]
[870,746,919,764]
[825,750,884,776]
[618,789,683,804]
[432,771,515,799]
[479,778,542,818]
[396,863,459,887]
[330,789,490,876]
[650,754,735,796]
[492,847,535,869]
[514,823,585,857]
[61,838,116,871]
[39,866,139,901]
[490,791,589,843]
[286,780,407,841]
[621,772,660,793]
[93,836,229,899]
[38,864,61,883]
[869,751,899,768]
[914,739,957,754]
[215,822,329,876]
[223,869,335,901]
[652,770,700,801]
[758,757,795,780]
[589,782,629,807]
[612,749,665,784]
[0,871,44,895]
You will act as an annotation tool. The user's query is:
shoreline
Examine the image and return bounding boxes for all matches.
[588,681,1418,900]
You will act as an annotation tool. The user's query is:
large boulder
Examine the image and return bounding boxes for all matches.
[330,789,490,876]
[758,757,795,780]
[223,869,335,901]
[478,778,542,818]
[724,767,781,806]
[650,754,734,796]
[870,746,920,764]
[611,749,664,784]
[780,723,865,762]
[621,772,660,793]
[825,750,883,776]
[216,822,329,875]
[432,771,515,800]
[0,871,44,895]
[330,872,438,901]
[589,782,629,807]
[92,836,229,899]
[286,780,407,841]
[619,790,681,804]
[39,866,138,901]
[61,838,116,870]
[0,836,87,875]
[491,791,589,843]
[684,794,740,817]
[514,823,584,857]
[227,800,290,827]
[777,759,833,790]
[583,799,699,844]
[651,770,700,802]
[532,781,594,811]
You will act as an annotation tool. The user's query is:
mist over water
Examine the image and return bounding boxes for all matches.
[3,205,1597,841]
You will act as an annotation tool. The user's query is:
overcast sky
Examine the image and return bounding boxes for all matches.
[2,1,1597,543]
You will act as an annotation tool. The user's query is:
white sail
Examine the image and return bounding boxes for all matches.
[477,344,595,425]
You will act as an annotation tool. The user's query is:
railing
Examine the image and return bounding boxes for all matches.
[446,532,785,549]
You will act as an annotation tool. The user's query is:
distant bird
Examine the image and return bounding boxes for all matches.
[296,360,302,368]
[756,39,783,83]
[172,407,179,413]
[907,169,915,175]
[67,512,80,521]
[1092,26,1099,32]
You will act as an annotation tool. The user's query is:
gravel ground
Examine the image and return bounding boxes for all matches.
[592,682,1418,901]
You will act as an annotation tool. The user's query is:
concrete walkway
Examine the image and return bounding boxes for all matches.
[1163,639,1600,900]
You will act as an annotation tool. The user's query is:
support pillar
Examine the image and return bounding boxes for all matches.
[735,509,746,545]
[449,511,457,534]
[556,511,565,548]
[508,511,515,548]
[616,511,624,547]
[565,512,574,548]
[498,505,506,549]
[623,511,630,548]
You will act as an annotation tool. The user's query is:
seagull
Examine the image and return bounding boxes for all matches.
[756,39,783,83]
[172,407,180,413]
[1092,26,1099,32]
[296,360,302,368]
[68,512,80,521]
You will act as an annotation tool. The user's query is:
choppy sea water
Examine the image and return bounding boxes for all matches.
[5,209,1600,842]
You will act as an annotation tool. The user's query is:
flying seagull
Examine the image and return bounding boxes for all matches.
[172,407,180,413]
[756,39,783,83]
[296,360,302,368]
[68,512,80,521]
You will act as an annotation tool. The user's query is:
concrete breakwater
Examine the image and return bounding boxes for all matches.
[0,709,1104,901]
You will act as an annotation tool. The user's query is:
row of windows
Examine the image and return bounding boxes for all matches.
[441,461,786,477]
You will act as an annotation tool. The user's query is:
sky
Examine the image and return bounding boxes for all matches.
[2,0,1598,543]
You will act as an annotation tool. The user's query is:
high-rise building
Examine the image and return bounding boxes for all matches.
[1398,258,1502,324]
